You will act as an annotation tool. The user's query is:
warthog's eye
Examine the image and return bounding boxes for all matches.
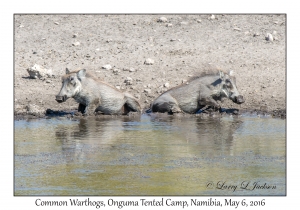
[225,80,232,88]
[69,77,76,84]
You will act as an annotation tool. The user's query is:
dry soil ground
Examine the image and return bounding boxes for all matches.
[14,14,286,119]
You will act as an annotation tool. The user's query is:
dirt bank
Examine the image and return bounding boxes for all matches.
[14,14,286,119]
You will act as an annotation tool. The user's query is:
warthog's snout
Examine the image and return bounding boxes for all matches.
[55,95,67,103]
[233,95,245,104]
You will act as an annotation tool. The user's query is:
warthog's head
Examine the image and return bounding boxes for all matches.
[219,70,245,104]
[55,68,86,103]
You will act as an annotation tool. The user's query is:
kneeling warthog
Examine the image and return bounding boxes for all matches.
[151,70,244,114]
[56,68,141,115]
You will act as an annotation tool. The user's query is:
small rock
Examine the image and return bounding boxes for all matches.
[125,77,133,85]
[234,27,241,31]
[72,41,80,46]
[164,82,170,88]
[147,94,155,98]
[54,22,59,25]
[19,24,24,28]
[26,104,44,115]
[27,64,53,79]
[182,79,187,84]
[134,94,140,99]
[266,33,274,41]
[46,80,51,83]
[129,67,136,72]
[144,89,151,93]
[112,69,120,74]
[170,38,177,42]
[73,33,78,38]
[95,48,100,51]
[180,22,188,25]
[14,104,26,115]
[273,31,277,35]
[158,17,168,23]
[102,64,112,70]
[196,19,202,23]
[115,85,121,90]
[260,106,268,112]
[210,15,215,20]
[253,32,260,37]
[144,58,154,65]
[166,23,173,27]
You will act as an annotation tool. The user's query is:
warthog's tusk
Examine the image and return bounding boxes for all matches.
[222,89,229,97]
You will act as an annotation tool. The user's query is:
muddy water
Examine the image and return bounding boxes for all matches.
[14,114,285,196]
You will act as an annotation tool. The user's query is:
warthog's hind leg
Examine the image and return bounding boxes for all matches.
[152,98,182,114]
[170,103,182,114]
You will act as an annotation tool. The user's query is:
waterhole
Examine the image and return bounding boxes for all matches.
[14,114,285,195]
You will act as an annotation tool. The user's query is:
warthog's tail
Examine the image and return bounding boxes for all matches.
[124,93,141,112]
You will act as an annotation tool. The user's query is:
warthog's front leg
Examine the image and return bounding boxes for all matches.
[199,96,220,107]
[198,95,221,113]
[81,98,101,116]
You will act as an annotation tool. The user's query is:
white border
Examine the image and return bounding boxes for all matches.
[3,0,297,209]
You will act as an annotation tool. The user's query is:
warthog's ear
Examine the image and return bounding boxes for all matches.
[77,69,86,79]
[219,70,225,80]
[66,68,70,74]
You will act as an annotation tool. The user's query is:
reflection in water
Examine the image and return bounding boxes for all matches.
[14,114,285,196]
[149,115,242,153]
[55,117,137,164]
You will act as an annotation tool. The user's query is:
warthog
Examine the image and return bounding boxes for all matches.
[151,70,244,114]
[56,68,141,115]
